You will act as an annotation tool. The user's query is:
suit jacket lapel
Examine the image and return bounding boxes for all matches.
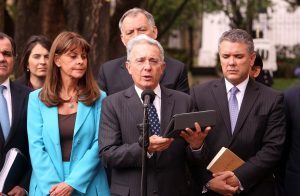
[211,79,232,137]
[157,87,174,160]
[74,101,92,137]
[46,106,61,146]
[160,87,174,136]
[5,82,25,143]
[231,79,259,139]
[124,86,144,128]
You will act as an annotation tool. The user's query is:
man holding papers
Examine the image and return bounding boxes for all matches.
[99,34,210,196]
[191,29,285,196]
[0,33,31,195]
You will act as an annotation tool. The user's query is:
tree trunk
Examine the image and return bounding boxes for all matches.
[0,0,4,32]
[42,0,65,41]
[14,0,43,75]
[80,0,110,76]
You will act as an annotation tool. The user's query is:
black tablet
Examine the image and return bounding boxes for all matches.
[164,110,216,138]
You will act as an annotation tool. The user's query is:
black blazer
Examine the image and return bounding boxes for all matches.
[190,78,286,196]
[99,86,200,196]
[0,81,31,191]
[97,56,189,95]
[283,84,300,196]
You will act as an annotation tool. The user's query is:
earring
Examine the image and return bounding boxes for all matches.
[57,64,61,67]
[27,67,30,72]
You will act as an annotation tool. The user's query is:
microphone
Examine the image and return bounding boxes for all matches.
[141,89,155,106]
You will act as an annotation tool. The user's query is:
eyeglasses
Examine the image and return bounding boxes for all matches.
[128,57,162,67]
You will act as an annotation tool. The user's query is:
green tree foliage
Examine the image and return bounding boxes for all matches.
[148,0,272,35]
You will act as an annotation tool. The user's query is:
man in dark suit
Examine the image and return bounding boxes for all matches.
[282,84,300,196]
[0,32,31,195]
[99,34,210,196]
[97,8,189,95]
[190,29,285,196]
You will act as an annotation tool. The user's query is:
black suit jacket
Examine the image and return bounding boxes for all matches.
[190,78,285,196]
[0,81,31,191]
[97,56,189,95]
[99,86,200,196]
[283,84,300,196]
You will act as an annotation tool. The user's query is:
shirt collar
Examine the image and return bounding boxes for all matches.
[1,78,10,90]
[135,85,161,103]
[225,76,249,94]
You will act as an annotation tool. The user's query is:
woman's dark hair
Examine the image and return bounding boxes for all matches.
[18,35,51,83]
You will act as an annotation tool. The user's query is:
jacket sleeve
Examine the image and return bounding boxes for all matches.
[27,90,61,195]
[99,97,143,169]
[234,93,286,191]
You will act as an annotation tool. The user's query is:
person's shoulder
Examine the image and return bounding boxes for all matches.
[103,86,131,102]
[162,86,191,100]
[101,56,127,68]
[284,84,300,99]
[11,80,32,95]
[29,88,42,98]
[192,79,219,92]
[254,80,281,96]
[14,75,26,86]
[165,56,185,67]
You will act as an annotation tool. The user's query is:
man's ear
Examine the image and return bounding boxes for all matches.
[250,52,256,67]
[126,61,132,75]
[121,33,127,46]
[253,67,262,78]
[152,26,158,39]
[161,61,166,72]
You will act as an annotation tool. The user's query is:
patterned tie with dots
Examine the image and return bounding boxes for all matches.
[229,86,239,133]
[148,103,161,135]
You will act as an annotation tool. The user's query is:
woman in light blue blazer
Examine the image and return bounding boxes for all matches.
[27,32,109,196]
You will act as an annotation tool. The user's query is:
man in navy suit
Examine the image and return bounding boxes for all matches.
[0,33,31,195]
[99,34,210,196]
[191,29,285,195]
[97,8,189,95]
[282,84,300,196]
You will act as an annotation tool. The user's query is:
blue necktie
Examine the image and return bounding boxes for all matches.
[0,85,10,140]
[148,103,161,135]
[229,86,239,133]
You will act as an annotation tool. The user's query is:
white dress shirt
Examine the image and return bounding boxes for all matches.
[225,76,249,112]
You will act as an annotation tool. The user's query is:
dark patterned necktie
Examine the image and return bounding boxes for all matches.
[229,86,239,133]
[148,103,161,135]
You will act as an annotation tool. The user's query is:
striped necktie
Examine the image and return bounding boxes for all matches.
[229,86,239,133]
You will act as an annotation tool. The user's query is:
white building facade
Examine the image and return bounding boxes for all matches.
[198,0,300,68]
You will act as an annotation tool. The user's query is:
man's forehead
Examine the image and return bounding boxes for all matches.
[0,38,13,51]
[122,14,149,28]
[220,41,249,52]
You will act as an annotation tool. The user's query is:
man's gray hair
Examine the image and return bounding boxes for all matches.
[127,34,164,61]
[119,8,156,32]
[218,29,254,53]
